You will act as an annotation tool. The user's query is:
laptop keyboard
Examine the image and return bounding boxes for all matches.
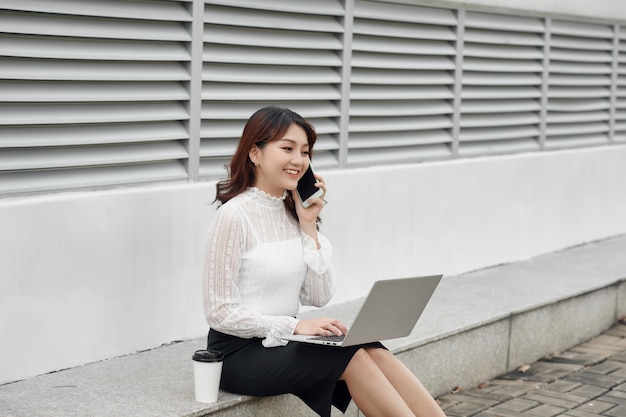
[308,334,346,342]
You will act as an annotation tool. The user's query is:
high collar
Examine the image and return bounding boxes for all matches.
[246,187,287,208]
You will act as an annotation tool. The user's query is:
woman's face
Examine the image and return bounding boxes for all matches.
[250,123,310,198]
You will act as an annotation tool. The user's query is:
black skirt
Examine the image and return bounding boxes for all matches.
[208,329,387,417]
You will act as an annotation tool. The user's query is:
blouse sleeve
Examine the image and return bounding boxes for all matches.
[203,205,299,347]
[299,231,335,307]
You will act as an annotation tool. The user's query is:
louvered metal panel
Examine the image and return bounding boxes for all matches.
[0,1,192,194]
[348,0,456,167]
[200,1,345,177]
[1,0,625,197]
[459,10,544,157]
[545,19,614,149]
[616,26,626,142]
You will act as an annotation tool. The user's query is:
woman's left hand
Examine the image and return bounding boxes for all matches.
[292,174,327,225]
[292,175,326,247]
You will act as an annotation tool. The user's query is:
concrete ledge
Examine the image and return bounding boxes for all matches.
[1,235,625,417]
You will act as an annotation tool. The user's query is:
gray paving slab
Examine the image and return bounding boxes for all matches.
[441,323,626,417]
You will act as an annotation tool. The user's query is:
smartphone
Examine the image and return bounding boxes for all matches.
[296,164,325,208]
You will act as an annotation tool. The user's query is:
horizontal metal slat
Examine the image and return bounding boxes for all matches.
[547,111,609,123]
[348,129,452,148]
[461,99,540,113]
[204,44,342,66]
[464,28,543,46]
[546,122,609,136]
[351,69,453,85]
[0,122,188,147]
[463,43,543,60]
[199,157,231,178]
[0,0,191,21]
[205,5,344,33]
[462,72,541,86]
[204,64,341,84]
[352,35,455,55]
[463,57,542,73]
[548,99,610,112]
[545,133,609,148]
[549,60,612,74]
[0,34,190,61]
[310,135,339,152]
[549,74,611,86]
[551,20,612,38]
[550,47,613,63]
[350,85,453,100]
[0,161,189,196]
[460,112,540,128]
[461,86,541,99]
[307,151,340,170]
[458,138,540,156]
[0,10,190,41]
[459,125,539,141]
[351,52,454,70]
[346,144,452,167]
[0,102,189,125]
[204,83,341,101]
[547,87,611,98]
[202,101,340,120]
[465,10,543,33]
[206,0,344,16]
[349,115,452,133]
[0,81,189,102]
[0,57,189,81]
[0,142,188,171]
[349,100,452,116]
[354,0,456,26]
[205,25,342,50]
[199,138,238,157]
[304,117,340,136]
[353,19,455,41]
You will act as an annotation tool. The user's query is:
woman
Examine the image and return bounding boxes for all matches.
[204,106,446,417]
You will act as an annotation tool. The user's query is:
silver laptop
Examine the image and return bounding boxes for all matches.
[286,274,442,347]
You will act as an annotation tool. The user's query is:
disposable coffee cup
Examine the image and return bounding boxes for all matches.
[192,349,224,403]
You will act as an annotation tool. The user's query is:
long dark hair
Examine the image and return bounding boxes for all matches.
[215,106,318,222]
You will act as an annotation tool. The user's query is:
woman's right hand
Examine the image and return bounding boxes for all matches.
[294,317,348,337]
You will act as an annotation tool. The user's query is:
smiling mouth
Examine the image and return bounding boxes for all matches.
[285,169,299,176]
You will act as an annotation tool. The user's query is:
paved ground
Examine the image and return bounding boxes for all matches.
[437,321,626,417]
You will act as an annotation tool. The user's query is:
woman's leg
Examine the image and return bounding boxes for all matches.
[364,348,447,417]
[340,348,415,417]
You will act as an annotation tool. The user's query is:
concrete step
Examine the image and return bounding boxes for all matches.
[1,235,625,417]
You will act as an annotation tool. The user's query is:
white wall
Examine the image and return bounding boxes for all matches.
[415,0,626,22]
[2,145,626,384]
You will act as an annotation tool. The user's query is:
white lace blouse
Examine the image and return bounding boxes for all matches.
[203,187,335,347]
